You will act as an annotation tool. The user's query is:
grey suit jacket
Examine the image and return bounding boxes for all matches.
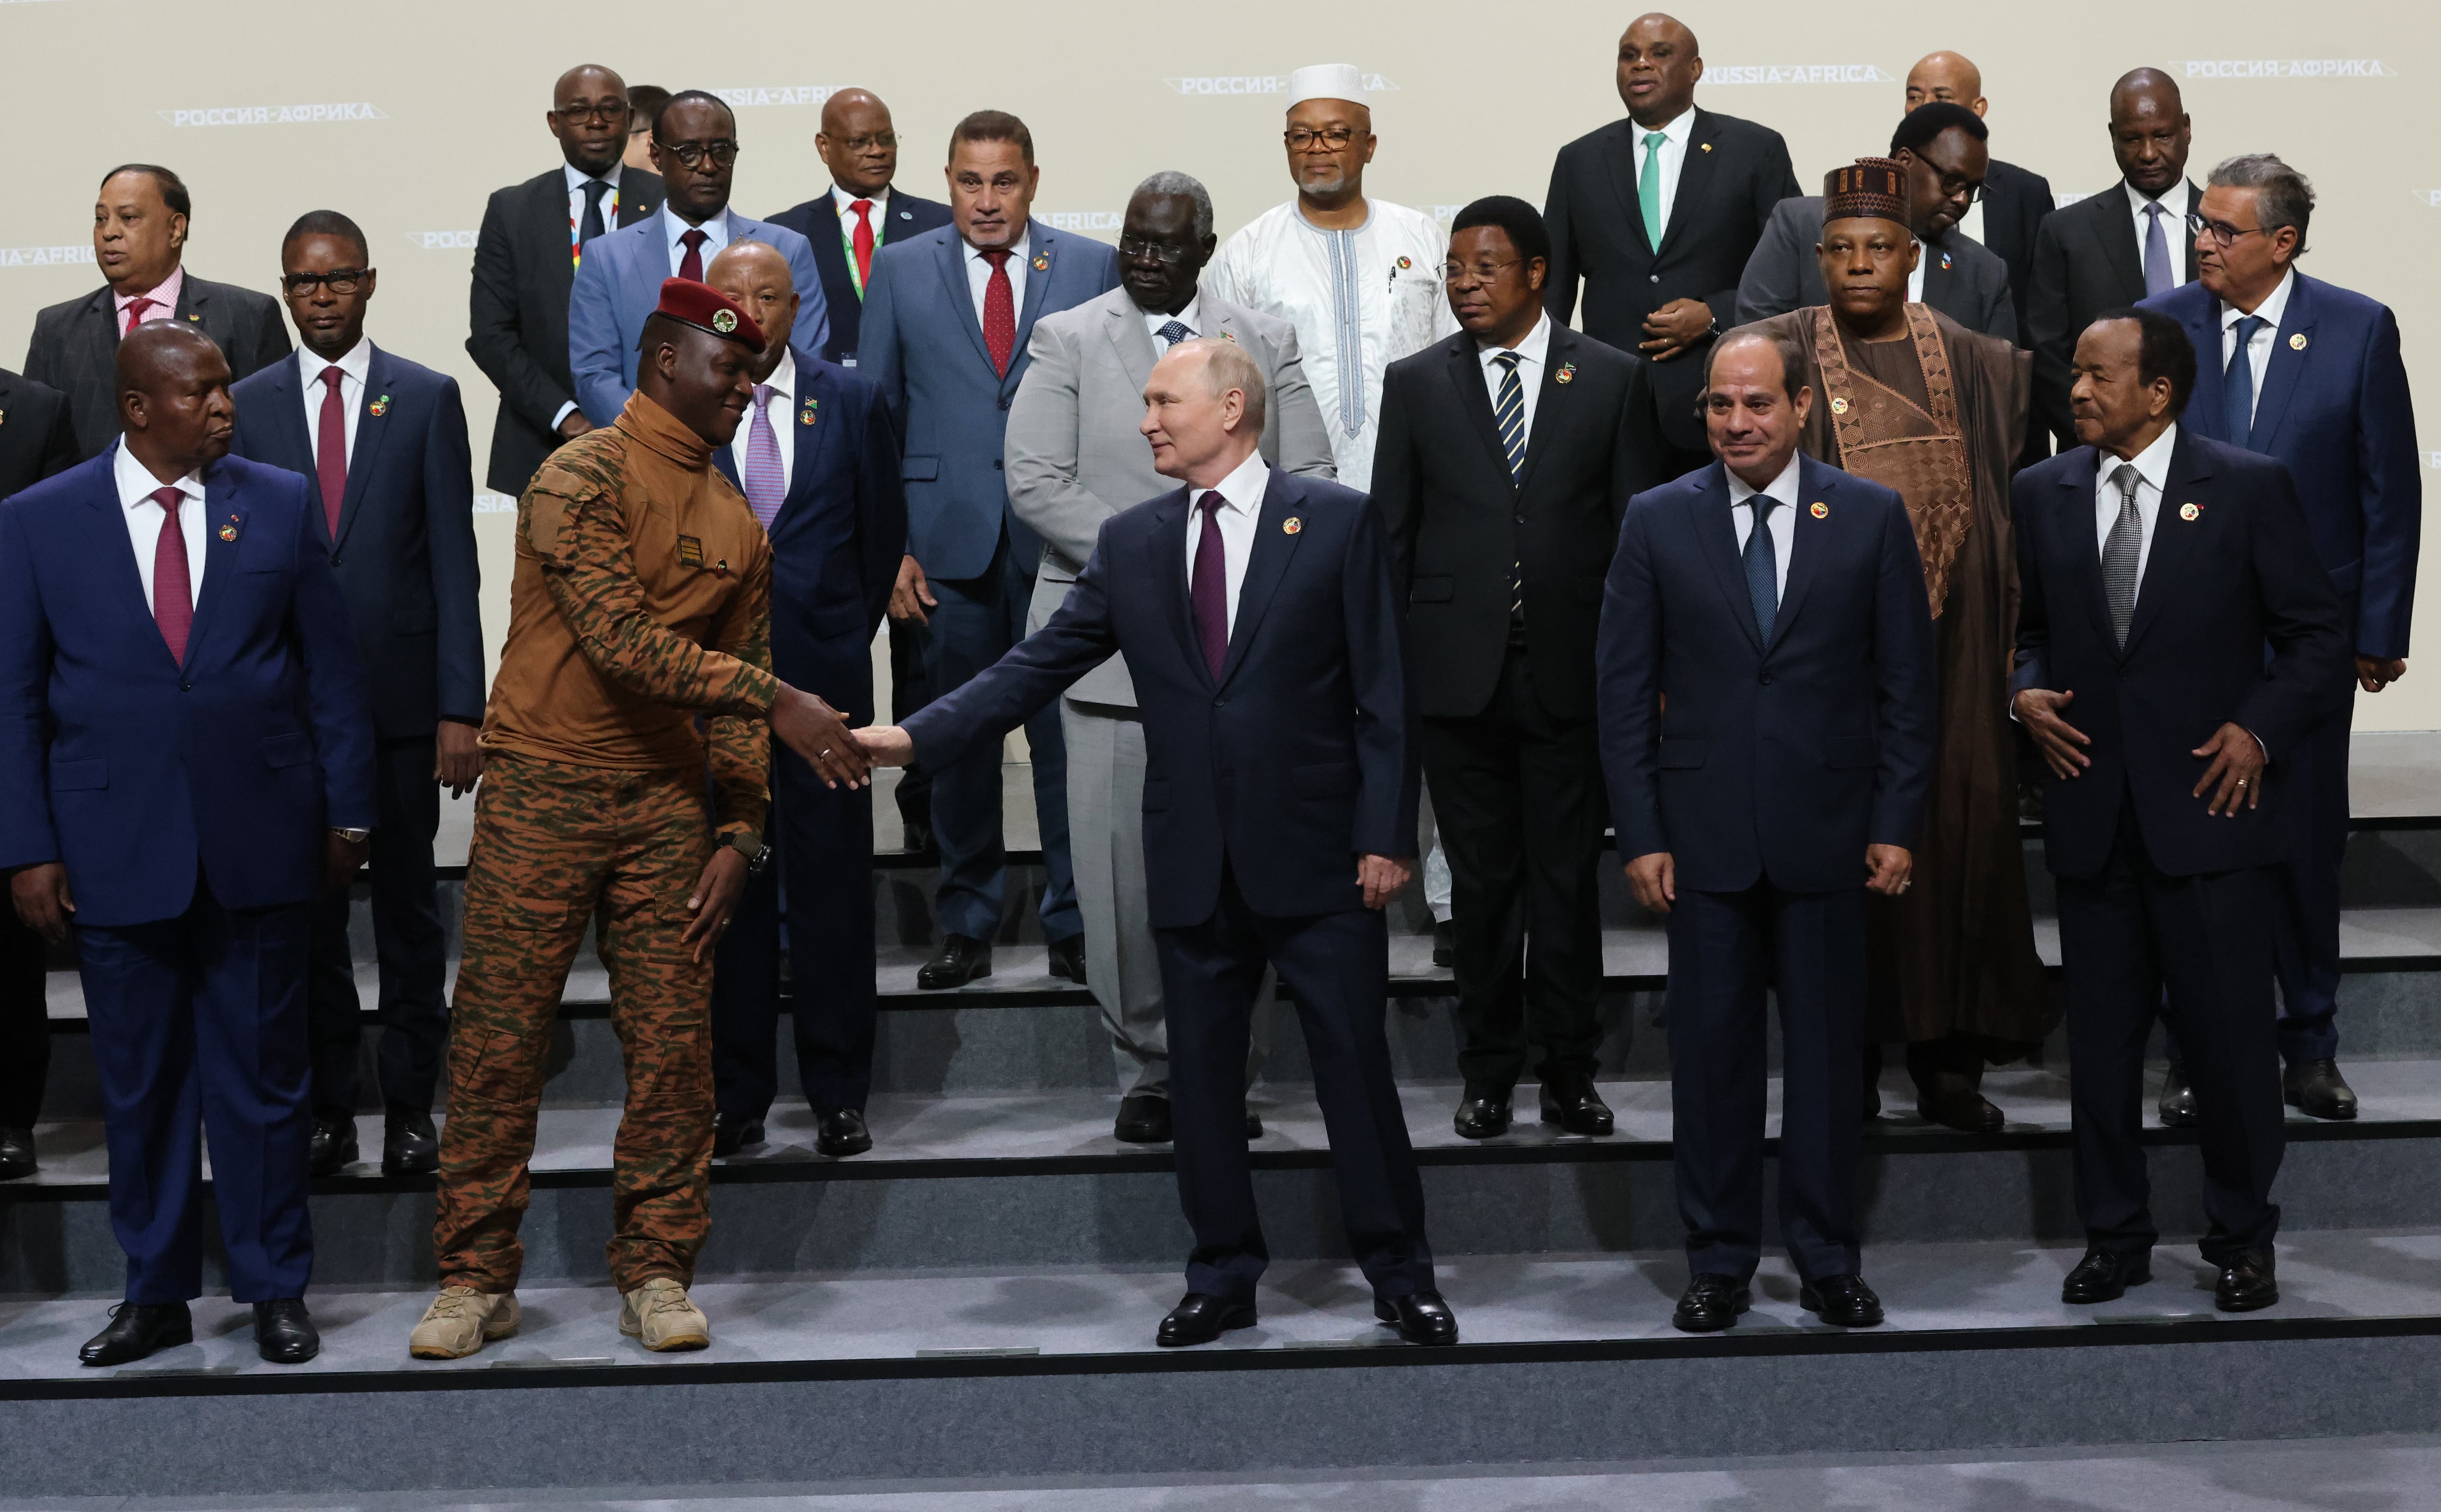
[1006,285,1335,705]
[1734,197,2017,343]
[25,273,290,462]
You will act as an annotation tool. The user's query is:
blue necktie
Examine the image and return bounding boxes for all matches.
[1156,319,1191,347]
[2141,201,2173,297]
[2223,314,2265,447]
[1744,493,1780,641]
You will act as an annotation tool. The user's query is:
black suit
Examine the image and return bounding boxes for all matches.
[466,165,663,496]
[765,186,954,367]
[1544,107,1801,465]
[1976,159,2054,349]
[2012,431,2348,1265]
[25,275,289,462]
[1374,324,1665,1090]
[2024,181,2200,449]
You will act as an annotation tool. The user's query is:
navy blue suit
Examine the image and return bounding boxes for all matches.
[860,224,1120,945]
[1599,456,1936,1283]
[906,468,1433,1304]
[0,448,376,1302]
[765,186,954,367]
[2014,430,2349,1263]
[709,353,905,1117]
[2143,274,2422,1064]
[230,344,482,1123]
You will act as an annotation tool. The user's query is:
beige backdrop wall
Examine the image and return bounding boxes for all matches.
[5,0,2434,728]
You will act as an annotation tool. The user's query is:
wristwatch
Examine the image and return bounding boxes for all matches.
[725,829,772,877]
[332,828,372,844]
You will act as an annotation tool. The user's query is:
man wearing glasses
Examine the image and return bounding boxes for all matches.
[570,91,828,426]
[1005,172,1334,1143]
[231,211,483,1181]
[468,64,663,499]
[768,89,952,370]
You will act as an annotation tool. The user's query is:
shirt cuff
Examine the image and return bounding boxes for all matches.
[550,401,579,432]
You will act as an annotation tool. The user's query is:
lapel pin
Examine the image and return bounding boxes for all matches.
[1700,142,1713,152]
[1395,255,1412,270]
[1829,396,1850,415]
[368,394,390,417]
[1283,517,1303,535]
[899,209,912,220]
[2179,502,2202,521]
[1220,328,1238,343]
[1032,252,1050,272]
[799,397,819,425]
[1555,361,1577,384]
[186,313,200,322]
[0,410,6,427]
[1940,251,1953,270]
[2289,332,2309,350]
[218,524,237,541]
[1810,501,1828,519]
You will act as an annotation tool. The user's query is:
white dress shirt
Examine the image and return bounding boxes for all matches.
[299,338,373,469]
[1476,312,1552,446]
[1143,292,1203,347]
[564,161,627,247]
[113,440,207,612]
[2094,421,2177,589]
[1182,447,1271,638]
[2218,268,2296,428]
[663,204,732,276]
[2124,181,2187,272]
[727,348,799,496]
[832,185,890,238]
[1633,109,1693,243]
[964,229,1031,329]
[1725,449,1802,603]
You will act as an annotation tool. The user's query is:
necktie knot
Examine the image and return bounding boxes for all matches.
[122,296,155,336]
[680,228,707,249]
[150,485,182,514]
[1644,130,1668,150]
[320,366,345,394]
[1199,489,1224,518]
[1157,319,1192,348]
[2111,462,2140,501]
[850,198,872,219]
[1491,350,1522,371]
[752,382,773,407]
[982,248,1012,269]
[2232,314,2265,345]
[583,179,610,207]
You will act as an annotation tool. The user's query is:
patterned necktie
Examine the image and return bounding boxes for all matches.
[2141,201,2174,297]
[315,366,349,541]
[2223,314,2265,447]
[981,249,1016,376]
[578,179,612,250]
[2102,462,2143,648]
[1156,319,1191,348]
[1492,350,1528,623]
[1190,490,1229,678]
[1638,130,1669,247]
[743,383,785,530]
[121,296,155,337]
[1743,492,1780,642]
[149,486,194,663]
[849,199,876,290]
[678,227,707,283]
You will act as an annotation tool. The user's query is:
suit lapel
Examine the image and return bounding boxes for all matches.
[1005,229,1058,397]
[2053,449,2115,649]
[2181,182,2202,283]
[1765,461,1830,651]
[1217,474,1302,688]
[184,463,246,671]
[1655,111,1722,262]
[1148,491,1205,686]
[2123,432,2210,656]
[932,233,998,377]
[776,365,834,534]
[1446,340,1511,481]
[85,450,163,647]
[1513,328,1578,496]
[332,347,396,553]
[1103,294,1158,394]
[2096,188,2147,301]
[2178,299,2227,440]
[614,171,655,226]
[260,356,316,506]
[1691,466,1763,653]
[2249,273,2315,452]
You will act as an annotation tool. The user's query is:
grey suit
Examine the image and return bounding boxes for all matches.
[1006,287,1334,1096]
[26,274,290,462]
[1734,197,2017,343]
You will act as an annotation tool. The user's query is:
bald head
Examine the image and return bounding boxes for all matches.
[2109,67,2192,198]
[550,63,629,177]
[1905,52,1986,117]
[117,323,233,477]
[817,87,899,199]
[707,241,800,380]
[1617,14,1701,126]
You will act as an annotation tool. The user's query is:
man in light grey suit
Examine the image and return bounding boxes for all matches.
[1006,173,1336,1143]
[1735,104,2016,342]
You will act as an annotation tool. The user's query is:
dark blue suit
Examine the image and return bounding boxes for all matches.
[2143,274,2422,1064]
[765,186,954,367]
[1598,456,1936,1283]
[906,468,1433,1304]
[862,224,1120,945]
[230,344,482,1124]
[0,448,375,1302]
[2014,431,2348,1263]
[709,353,905,1116]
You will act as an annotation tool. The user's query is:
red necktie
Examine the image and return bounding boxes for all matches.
[981,249,1015,377]
[850,199,876,289]
[122,296,155,336]
[1191,491,1229,678]
[149,486,194,664]
[679,228,707,283]
[315,367,349,541]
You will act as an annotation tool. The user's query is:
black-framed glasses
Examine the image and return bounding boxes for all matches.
[1117,236,1196,265]
[656,138,740,169]
[2185,211,2269,248]
[1442,257,1520,285]
[283,269,370,296]
[554,101,629,126]
[1284,125,1357,150]
[830,131,898,152]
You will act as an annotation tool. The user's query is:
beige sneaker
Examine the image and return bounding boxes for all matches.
[408,1286,520,1359]
[619,1277,711,1351]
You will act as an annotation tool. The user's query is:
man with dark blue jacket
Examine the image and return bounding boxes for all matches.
[854,339,1454,1350]
[231,211,483,1180]
[0,322,377,1367]
[1599,329,1936,1334]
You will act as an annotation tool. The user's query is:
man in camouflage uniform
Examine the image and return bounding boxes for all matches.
[410,280,868,1358]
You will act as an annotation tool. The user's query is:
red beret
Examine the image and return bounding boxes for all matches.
[653,277,765,350]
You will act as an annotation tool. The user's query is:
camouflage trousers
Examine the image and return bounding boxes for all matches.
[433,753,718,1294]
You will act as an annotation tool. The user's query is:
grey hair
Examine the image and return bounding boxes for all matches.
[1132,171,1214,242]
[1175,336,1266,432]
[2208,153,2313,255]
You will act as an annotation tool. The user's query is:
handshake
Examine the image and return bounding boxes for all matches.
[768,685,919,788]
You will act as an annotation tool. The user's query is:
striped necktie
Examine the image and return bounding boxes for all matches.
[1492,350,1528,622]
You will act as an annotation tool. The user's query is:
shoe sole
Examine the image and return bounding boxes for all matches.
[2286,1094,2358,1120]
[82,1326,197,1367]
[1540,1109,1615,1137]
[2217,1289,2279,1313]
[917,962,993,990]
[816,1138,874,1158]
[1156,1308,1257,1347]
[1798,1291,1884,1327]
[2061,1273,2151,1305]
[620,1316,712,1350]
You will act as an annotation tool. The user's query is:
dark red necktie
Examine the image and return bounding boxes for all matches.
[850,199,876,289]
[149,486,194,663]
[122,296,156,336]
[679,228,707,283]
[1191,491,1228,678]
[315,366,348,540]
[981,249,1015,376]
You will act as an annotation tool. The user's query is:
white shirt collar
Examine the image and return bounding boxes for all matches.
[832,184,890,213]
[2105,422,2180,494]
[1478,311,1551,369]
[2221,267,2296,329]
[113,439,205,512]
[2123,179,2180,219]
[564,161,623,194]
[664,204,730,253]
[1201,446,1270,517]
[301,336,373,388]
[1725,449,1803,509]
[966,228,1031,265]
[1143,291,1203,337]
[756,348,798,400]
[1634,107,1693,146]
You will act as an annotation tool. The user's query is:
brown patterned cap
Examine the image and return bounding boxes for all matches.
[1822,158,1909,228]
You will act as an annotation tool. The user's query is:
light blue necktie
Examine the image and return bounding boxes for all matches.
[2141,201,2174,297]
[1638,131,1668,247]
[743,383,785,530]
[1743,493,1779,641]
[2223,314,2265,447]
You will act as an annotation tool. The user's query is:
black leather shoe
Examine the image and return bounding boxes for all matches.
[815,1107,872,1158]
[711,1111,764,1159]
[2061,1247,2151,1304]
[1799,1273,1885,1327]
[1538,1075,1615,1137]
[1244,1110,1263,1139]
[1045,934,1088,985]
[1157,1292,1256,1346]
[2158,1064,2198,1128]
[1431,920,1456,968]
[1672,1273,1752,1333]
[1374,1289,1458,1345]
[1452,1088,1512,1140]
[2285,1058,2358,1120]
[1114,1094,1172,1143]
[253,1298,320,1364]
[0,1126,34,1181]
[308,1116,359,1177]
[917,934,992,990]
[382,1109,439,1176]
[79,1301,193,1367]
[2215,1248,2278,1312]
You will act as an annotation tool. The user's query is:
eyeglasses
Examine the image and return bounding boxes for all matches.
[1117,236,1196,265]
[1442,258,1520,286]
[1284,126,1358,150]
[829,131,898,152]
[2185,212,2269,248]
[283,269,369,296]
[553,101,628,126]
[655,138,740,169]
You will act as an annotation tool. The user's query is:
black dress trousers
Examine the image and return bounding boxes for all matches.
[0,906,50,1130]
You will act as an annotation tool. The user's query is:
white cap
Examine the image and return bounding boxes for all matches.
[1286,63,1366,109]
